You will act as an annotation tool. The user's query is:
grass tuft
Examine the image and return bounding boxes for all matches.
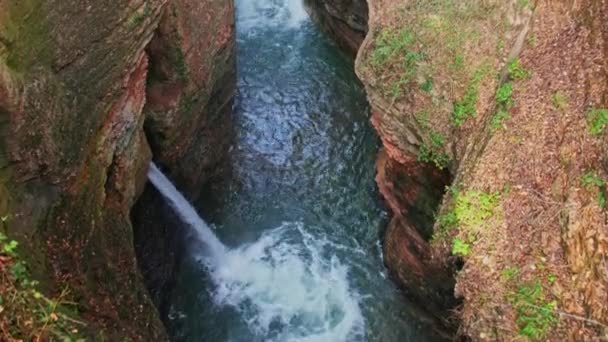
[551,91,568,110]
[418,131,450,169]
[433,190,501,250]
[507,59,530,80]
[452,69,488,127]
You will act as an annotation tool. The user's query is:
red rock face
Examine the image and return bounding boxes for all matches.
[376,149,457,325]
[304,0,368,56]
[0,0,235,338]
[144,0,236,195]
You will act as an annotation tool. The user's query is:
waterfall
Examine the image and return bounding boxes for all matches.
[147,163,226,260]
[148,162,364,341]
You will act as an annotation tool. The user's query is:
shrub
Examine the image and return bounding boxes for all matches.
[452,238,471,256]
[587,107,608,136]
[510,281,557,339]
[496,82,514,107]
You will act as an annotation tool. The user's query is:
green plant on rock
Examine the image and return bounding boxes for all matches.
[418,131,450,169]
[129,3,152,29]
[369,27,426,99]
[496,82,514,107]
[509,281,558,340]
[452,237,471,256]
[581,170,606,208]
[415,110,430,129]
[452,81,479,127]
[419,77,433,92]
[517,0,531,10]
[586,107,608,136]
[454,190,500,229]
[0,230,86,340]
[433,189,501,250]
[370,27,416,68]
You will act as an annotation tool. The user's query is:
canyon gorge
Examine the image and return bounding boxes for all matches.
[1,0,607,341]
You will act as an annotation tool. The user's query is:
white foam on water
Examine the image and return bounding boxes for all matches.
[238,0,309,30]
[209,222,364,342]
[148,163,365,341]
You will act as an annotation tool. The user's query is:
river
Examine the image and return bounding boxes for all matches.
[164,0,438,340]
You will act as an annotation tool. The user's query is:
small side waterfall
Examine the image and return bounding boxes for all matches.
[147,163,226,260]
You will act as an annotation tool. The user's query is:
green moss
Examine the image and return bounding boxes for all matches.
[128,3,152,30]
[172,47,189,82]
[517,0,531,10]
[2,0,52,72]
[370,28,416,68]
[369,27,426,99]
[415,110,430,129]
[433,190,501,248]
[501,266,520,281]
[455,190,500,230]
[586,107,608,136]
[452,237,471,256]
[419,77,433,92]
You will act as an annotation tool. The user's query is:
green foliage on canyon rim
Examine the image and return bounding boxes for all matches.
[434,190,501,255]
[452,68,488,127]
[509,281,558,340]
[586,107,608,136]
[369,27,424,99]
[417,131,450,169]
[0,220,86,340]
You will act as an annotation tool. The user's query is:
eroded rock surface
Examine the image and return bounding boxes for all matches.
[0,0,235,338]
[305,0,368,55]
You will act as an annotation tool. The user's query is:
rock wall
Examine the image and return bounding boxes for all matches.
[355,0,608,340]
[144,0,235,192]
[0,0,235,339]
[304,0,368,56]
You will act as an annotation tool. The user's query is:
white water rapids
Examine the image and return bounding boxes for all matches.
[148,163,364,341]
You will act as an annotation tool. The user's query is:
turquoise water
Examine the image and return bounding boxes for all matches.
[164,1,440,340]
